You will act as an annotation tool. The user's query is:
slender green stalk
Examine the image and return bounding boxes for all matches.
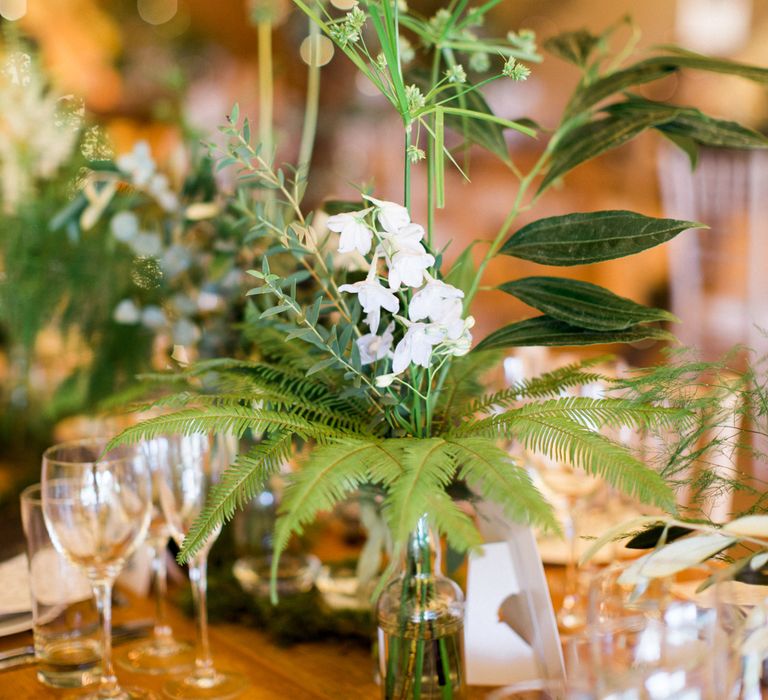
[257,21,274,162]
[295,20,321,203]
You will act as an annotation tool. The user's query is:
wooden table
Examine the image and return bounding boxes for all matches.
[0,575,529,700]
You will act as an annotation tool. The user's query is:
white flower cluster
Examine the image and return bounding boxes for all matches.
[329,196,474,379]
[0,53,82,213]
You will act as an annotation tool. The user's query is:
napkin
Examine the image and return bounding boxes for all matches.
[0,553,32,615]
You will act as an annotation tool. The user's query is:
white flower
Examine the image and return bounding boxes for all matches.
[116,141,156,187]
[392,322,445,374]
[375,373,396,388]
[113,299,140,324]
[357,322,394,365]
[129,232,163,257]
[110,211,139,243]
[444,316,475,355]
[327,212,373,256]
[173,318,201,345]
[147,173,179,212]
[377,222,434,290]
[386,245,435,290]
[339,276,399,333]
[364,195,410,234]
[161,244,191,277]
[409,279,464,324]
[141,305,167,330]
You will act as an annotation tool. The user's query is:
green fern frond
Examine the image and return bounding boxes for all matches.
[107,405,351,451]
[455,397,688,436]
[459,412,675,510]
[425,490,484,552]
[363,440,406,486]
[270,439,379,601]
[455,358,612,419]
[445,437,559,533]
[178,432,293,562]
[385,438,457,545]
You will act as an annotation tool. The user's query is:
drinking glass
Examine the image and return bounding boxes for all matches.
[21,483,100,688]
[152,433,248,699]
[534,453,602,633]
[41,438,154,700]
[117,448,195,675]
[580,564,741,699]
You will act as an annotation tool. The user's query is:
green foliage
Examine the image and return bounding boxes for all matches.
[474,315,673,351]
[446,437,558,533]
[181,432,293,560]
[499,211,704,266]
[499,277,677,331]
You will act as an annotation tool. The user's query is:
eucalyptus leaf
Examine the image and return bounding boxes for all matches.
[722,515,768,539]
[618,533,736,584]
[474,315,673,352]
[541,109,676,190]
[498,276,677,330]
[624,524,693,550]
[500,210,704,265]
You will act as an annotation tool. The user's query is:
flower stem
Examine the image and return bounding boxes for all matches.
[295,18,321,203]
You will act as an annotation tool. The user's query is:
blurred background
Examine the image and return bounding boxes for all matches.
[1,0,767,519]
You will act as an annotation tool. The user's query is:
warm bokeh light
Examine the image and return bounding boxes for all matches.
[0,0,27,20]
[137,0,178,25]
[330,0,357,9]
[299,34,334,67]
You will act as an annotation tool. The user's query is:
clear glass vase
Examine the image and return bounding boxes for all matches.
[377,516,467,700]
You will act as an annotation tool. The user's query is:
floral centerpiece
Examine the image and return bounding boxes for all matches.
[111,2,768,697]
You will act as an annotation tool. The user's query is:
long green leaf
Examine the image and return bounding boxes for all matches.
[498,276,677,330]
[499,210,704,265]
[442,86,511,161]
[541,109,677,190]
[543,29,601,67]
[474,315,673,352]
[565,51,768,119]
[605,96,768,149]
[564,59,677,118]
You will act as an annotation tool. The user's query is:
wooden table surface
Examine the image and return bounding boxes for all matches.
[0,573,529,700]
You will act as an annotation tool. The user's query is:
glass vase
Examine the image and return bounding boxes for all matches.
[377,515,467,700]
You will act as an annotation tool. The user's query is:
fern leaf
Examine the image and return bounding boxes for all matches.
[385,438,457,545]
[178,432,293,562]
[445,437,559,533]
[458,412,675,510]
[454,356,612,419]
[456,397,688,436]
[106,405,350,451]
[435,350,504,421]
[270,439,379,601]
[425,490,484,552]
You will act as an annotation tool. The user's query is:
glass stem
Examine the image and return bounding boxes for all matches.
[188,554,216,682]
[92,579,119,697]
[563,499,579,606]
[150,536,173,645]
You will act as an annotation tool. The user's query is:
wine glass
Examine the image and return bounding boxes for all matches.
[117,445,195,674]
[152,433,248,700]
[534,453,602,634]
[580,564,741,699]
[41,438,154,700]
